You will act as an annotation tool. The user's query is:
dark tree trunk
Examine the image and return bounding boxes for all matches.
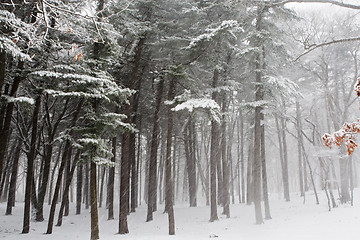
[0,50,5,100]
[48,146,62,205]
[261,112,271,220]
[209,68,219,222]
[246,130,254,205]
[90,161,99,240]
[56,150,80,226]
[253,8,264,224]
[165,77,176,235]
[296,101,305,197]
[84,162,90,209]
[0,49,6,182]
[130,132,137,212]
[184,120,197,207]
[146,77,164,222]
[240,110,245,204]
[36,98,68,222]
[46,141,70,234]
[22,94,41,234]
[5,138,22,215]
[98,166,106,208]
[221,95,230,218]
[107,137,116,220]
[280,109,290,202]
[275,114,290,202]
[119,133,130,234]
[76,163,82,215]
[0,61,23,191]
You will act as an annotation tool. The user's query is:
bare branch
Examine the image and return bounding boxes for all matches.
[271,0,360,10]
[294,36,360,61]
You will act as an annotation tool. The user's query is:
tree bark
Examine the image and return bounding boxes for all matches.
[146,77,164,222]
[119,133,130,234]
[5,138,22,215]
[209,68,220,222]
[296,101,305,197]
[90,161,99,240]
[46,141,70,234]
[56,150,80,226]
[253,8,264,224]
[184,120,197,207]
[107,137,116,220]
[0,61,23,191]
[221,95,230,218]
[22,94,41,234]
[76,163,82,215]
[165,77,176,235]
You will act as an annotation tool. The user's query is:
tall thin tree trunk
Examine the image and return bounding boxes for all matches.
[22,95,41,234]
[119,134,130,234]
[185,121,197,207]
[46,142,70,234]
[253,8,264,224]
[76,163,82,215]
[5,138,22,215]
[107,137,116,220]
[295,101,305,197]
[56,150,80,226]
[221,96,230,218]
[146,77,164,222]
[240,110,245,204]
[90,161,99,240]
[165,77,175,235]
[209,68,220,222]
[261,114,271,220]
[246,128,254,205]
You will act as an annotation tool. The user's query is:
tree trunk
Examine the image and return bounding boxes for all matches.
[146,77,164,222]
[76,163,82,215]
[22,94,41,234]
[221,96,230,218]
[84,162,90,209]
[184,120,197,207]
[295,101,305,197]
[98,166,106,208]
[280,111,290,202]
[90,161,99,240]
[239,110,245,203]
[46,141,70,234]
[165,77,175,235]
[253,8,264,224]
[209,68,220,222]
[119,134,130,234]
[0,61,23,192]
[5,138,22,215]
[261,113,271,220]
[56,150,80,226]
[107,137,116,220]
[246,130,254,205]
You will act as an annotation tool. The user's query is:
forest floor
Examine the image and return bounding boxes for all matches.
[1,190,359,240]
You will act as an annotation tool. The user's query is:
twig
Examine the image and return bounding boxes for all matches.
[294,37,360,61]
[40,0,49,40]
[270,0,360,10]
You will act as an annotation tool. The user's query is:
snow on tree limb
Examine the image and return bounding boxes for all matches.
[171,98,221,123]
[185,20,242,50]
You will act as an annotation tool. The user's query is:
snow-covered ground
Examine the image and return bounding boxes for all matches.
[1,191,359,240]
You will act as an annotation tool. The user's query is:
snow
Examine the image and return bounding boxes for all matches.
[172,98,220,113]
[2,191,360,240]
